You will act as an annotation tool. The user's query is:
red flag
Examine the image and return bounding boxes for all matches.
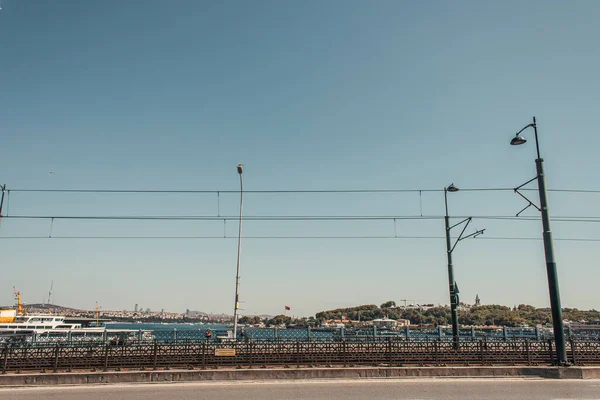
[285,306,291,310]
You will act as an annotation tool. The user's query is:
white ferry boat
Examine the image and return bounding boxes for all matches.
[0,291,152,344]
[0,314,95,333]
[0,289,104,334]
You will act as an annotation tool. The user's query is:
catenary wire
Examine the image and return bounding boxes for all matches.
[2,215,600,222]
[0,235,598,241]
[7,188,442,194]
[6,187,600,194]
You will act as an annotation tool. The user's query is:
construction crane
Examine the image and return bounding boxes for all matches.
[46,281,54,312]
[13,287,23,315]
[47,281,54,306]
[95,302,101,327]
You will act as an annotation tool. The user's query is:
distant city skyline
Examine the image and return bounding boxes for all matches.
[1,0,599,316]
[6,294,599,319]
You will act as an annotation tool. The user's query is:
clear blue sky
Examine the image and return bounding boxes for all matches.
[1,0,599,316]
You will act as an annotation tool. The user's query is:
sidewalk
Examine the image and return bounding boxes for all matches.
[1,366,599,386]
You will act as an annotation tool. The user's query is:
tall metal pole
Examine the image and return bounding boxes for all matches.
[232,164,244,339]
[444,188,459,349]
[532,118,567,365]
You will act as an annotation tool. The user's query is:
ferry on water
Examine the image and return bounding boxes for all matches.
[0,290,152,343]
[0,289,23,324]
[0,308,16,323]
[0,314,106,333]
[0,290,103,334]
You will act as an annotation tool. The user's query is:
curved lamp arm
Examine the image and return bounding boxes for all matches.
[515,122,536,136]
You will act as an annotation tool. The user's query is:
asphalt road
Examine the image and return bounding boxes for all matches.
[1,379,600,400]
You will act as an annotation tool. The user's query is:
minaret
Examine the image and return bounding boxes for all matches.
[475,294,481,306]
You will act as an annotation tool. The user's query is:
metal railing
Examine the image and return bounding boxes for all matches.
[4,325,598,346]
[2,338,599,372]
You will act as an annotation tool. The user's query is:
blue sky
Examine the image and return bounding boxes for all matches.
[0,0,599,316]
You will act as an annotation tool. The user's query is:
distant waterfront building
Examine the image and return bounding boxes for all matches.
[134,304,138,312]
[372,318,397,329]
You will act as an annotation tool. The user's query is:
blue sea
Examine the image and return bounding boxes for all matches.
[102,323,559,342]
[104,322,331,341]
[106,323,229,331]
[105,322,229,341]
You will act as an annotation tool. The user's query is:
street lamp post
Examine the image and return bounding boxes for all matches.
[232,164,244,339]
[444,184,485,349]
[510,117,568,365]
[444,184,460,348]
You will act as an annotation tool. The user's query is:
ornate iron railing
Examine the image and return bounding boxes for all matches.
[1,338,599,372]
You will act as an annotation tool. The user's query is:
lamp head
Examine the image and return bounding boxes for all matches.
[237,164,244,174]
[447,183,459,192]
[510,135,527,146]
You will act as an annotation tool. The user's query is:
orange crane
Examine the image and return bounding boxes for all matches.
[95,302,101,327]
[13,287,24,315]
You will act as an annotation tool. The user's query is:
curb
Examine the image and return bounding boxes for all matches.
[1,366,600,386]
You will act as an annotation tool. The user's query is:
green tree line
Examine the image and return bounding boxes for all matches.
[314,302,600,327]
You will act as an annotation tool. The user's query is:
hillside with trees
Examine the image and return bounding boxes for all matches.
[314,302,600,327]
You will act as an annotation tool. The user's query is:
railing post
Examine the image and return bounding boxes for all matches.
[307,326,311,342]
[503,326,508,340]
[274,327,278,341]
[249,341,253,367]
[103,344,110,371]
[202,342,206,368]
[569,337,577,366]
[153,340,158,370]
[173,329,177,343]
[373,325,377,338]
[535,326,540,340]
[438,326,443,339]
[525,339,531,365]
[138,330,143,342]
[2,345,8,374]
[479,339,484,364]
[548,339,555,365]
[405,326,410,339]
[434,339,439,365]
[53,344,61,372]
[388,337,393,364]
[471,326,475,339]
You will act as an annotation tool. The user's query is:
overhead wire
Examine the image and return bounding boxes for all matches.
[1,214,600,222]
[2,185,599,241]
[0,235,598,241]
[6,187,600,194]
[6,188,442,194]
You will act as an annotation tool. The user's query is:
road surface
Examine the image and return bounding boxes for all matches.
[1,379,600,399]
